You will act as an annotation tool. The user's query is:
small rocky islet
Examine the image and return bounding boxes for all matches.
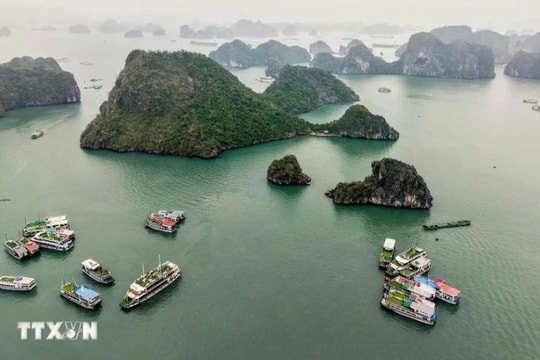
[267,155,311,185]
[325,158,433,209]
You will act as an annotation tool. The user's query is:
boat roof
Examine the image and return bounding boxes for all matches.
[129,283,146,292]
[0,275,35,284]
[434,279,461,296]
[383,238,396,250]
[75,285,100,300]
[45,216,68,226]
[411,255,431,267]
[81,259,100,270]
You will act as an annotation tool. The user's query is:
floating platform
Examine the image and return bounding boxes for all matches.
[423,220,471,230]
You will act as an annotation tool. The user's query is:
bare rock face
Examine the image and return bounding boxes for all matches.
[267,155,311,185]
[325,158,433,209]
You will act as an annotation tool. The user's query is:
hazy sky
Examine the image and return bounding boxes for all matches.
[2,0,539,32]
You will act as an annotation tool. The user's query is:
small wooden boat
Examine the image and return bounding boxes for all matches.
[423,220,471,230]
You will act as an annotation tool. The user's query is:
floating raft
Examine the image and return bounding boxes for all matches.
[423,220,471,230]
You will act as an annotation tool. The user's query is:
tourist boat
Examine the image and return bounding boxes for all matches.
[31,130,44,139]
[532,105,540,111]
[378,87,391,93]
[145,209,185,233]
[81,259,115,284]
[400,254,432,279]
[385,275,436,300]
[18,237,40,255]
[423,220,471,230]
[256,76,275,83]
[385,246,426,276]
[60,278,102,309]
[378,238,396,268]
[380,287,437,325]
[190,40,218,47]
[0,275,36,291]
[32,229,74,251]
[414,276,461,304]
[4,240,29,260]
[523,98,537,104]
[22,215,70,237]
[120,258,182,310]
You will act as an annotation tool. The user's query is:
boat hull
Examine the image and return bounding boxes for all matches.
[145,221,178,233]
[0,283,36,291]
[60,291,101,310]
[380,299,436,325]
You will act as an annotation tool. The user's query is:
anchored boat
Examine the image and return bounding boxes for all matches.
[81,259,115,284]
[379,238,396,268]
[0,275,36,291]
[413,276,461,304]
[60,278,101,309]
[32,229,74,251]
[385,246,426,277]
[4,239,30,260]
[22,215,70,237]
[145,209,185,233]
[31,130,44,139]
[523,98,537,104]
[400,254,432,279]
[120,258,182,310]
[385,275,436,301]
[423,220,471,230]
[381,287,437,325]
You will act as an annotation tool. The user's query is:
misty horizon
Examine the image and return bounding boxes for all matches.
[2,0,540,35]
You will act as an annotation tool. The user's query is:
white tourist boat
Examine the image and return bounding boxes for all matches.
[0,275,36,291]
[32,229,74,251]
[120,258,182,309]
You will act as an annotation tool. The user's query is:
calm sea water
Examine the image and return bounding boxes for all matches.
[1,30,540,360]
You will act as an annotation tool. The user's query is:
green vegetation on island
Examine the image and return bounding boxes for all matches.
[267,154,311,185]
[209,40,310,68]
[315,104,399,140]
[263,65,359,115]
[0,57,80,117]
[80,50,312,158]
[325,158,432,208]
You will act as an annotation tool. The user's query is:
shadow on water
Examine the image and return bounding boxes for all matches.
[325,137,396,159]
[332,203,431,239]
[266,182,309,201]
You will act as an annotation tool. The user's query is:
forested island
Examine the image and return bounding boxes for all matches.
[80,50,311,158]
[312,33,495,79]
[325,158,433,208]
[315,105,399,140]
[267,155,311,185]
[209,40,310,68]
[262,66,359,115]
[80,51,398,158]
[0,57,80,117]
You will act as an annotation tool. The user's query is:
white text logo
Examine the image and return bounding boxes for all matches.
[18,321,98,340]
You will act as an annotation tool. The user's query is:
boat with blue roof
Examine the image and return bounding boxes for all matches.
[384,275,436,301]
[414,275,461,304]
[60,278,102,309]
